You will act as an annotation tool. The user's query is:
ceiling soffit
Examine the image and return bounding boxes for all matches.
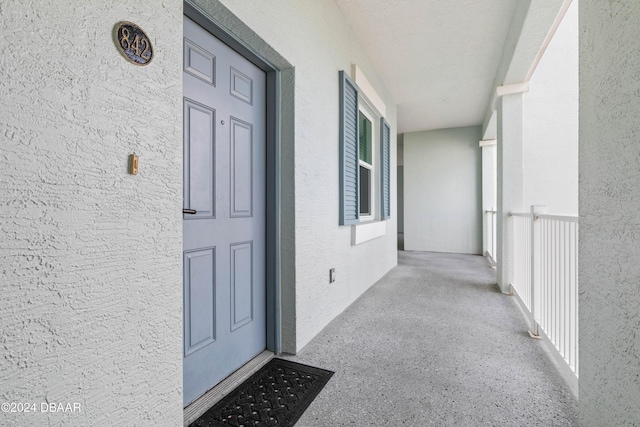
[334,0,568,135]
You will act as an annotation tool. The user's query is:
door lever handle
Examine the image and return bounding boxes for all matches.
[183,209,197,214]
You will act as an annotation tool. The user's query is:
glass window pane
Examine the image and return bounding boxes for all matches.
[359,165,371,215]
[359,112,372,164]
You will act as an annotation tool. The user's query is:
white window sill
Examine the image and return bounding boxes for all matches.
[351,220,387,245]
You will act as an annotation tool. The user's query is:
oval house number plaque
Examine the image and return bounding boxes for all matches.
[115,21,153,66]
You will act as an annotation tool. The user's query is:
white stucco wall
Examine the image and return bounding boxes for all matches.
[216,0,398,351]
[481,144,497,213]
[523,0,578,216]
[0,2,183,426]
[481,143,496,255]
[580,1,640,425]
[403,126,483,254]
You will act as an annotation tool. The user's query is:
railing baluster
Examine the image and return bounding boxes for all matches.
[543,221,551,331]
[548,220,553,342]
[546,220,551,335]
[560,220,566,358]
[552,221,560,347]
[540,220,547,330]
[576,225,579,376]
[564,221,570,361]
[569,222,574,370]
[547,220,552,343]
[564,221,569,359]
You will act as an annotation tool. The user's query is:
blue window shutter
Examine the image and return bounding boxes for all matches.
[380,118,391,219]
[339,71,359,225]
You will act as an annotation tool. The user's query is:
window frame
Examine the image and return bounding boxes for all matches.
[357,101,378,221]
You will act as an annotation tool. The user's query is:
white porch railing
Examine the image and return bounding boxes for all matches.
[484,209,497,264]
[509,207,579,384]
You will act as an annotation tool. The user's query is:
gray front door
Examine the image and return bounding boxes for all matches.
[183,16,267,406]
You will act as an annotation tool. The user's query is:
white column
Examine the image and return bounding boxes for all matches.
[480,139,497,258]
[496,86,527,294]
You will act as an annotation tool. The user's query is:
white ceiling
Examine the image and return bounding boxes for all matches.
[334,0,519,134]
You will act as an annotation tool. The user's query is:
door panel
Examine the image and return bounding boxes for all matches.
[230,118,253,217]
[230,67,253,104]
[230,241,254,330]
[183,16,267,407]
[184,99,215,218]
[184,38,216,85]
[184,248,216,357]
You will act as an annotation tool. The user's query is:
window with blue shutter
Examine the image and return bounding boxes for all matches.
[340,70,392,225]
[339,71,360,225]
[380,118,391,219]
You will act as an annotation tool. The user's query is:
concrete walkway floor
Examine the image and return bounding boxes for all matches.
[283,250,578,426]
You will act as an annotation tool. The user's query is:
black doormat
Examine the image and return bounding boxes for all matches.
[189,358,334,427]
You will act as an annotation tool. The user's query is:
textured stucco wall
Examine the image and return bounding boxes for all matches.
[0,2,183,426]
[580,1,640,425]
[217,0,398,351]
[523,0,578,216]
[404,126,483,254]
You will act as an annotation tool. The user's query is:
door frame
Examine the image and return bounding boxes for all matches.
[184,1,285,354]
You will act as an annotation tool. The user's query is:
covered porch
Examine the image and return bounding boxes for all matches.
[286,250,578,426]
[187,249,578,426]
